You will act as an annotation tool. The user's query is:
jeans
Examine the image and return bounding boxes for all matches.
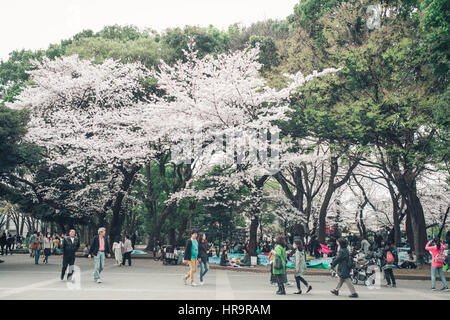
[34,249,41,264]
[94,252,106,280]
[295,275,309,290]
[199,261,209,282]
[384,268,396,285]
[431,266,448,289]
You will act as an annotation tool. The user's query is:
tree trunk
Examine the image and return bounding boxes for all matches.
[405,209,415,251]
[406,190,427,263]
[249,216,259,256]
[318,187,335,243]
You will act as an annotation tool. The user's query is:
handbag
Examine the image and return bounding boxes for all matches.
[31,243,38,250]
[274,255,283,270]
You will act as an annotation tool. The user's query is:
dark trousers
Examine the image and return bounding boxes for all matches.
[0,244,6,255]
[295,275,309,290]
[275,274,286,293]
[43,248,51,262]
[61,254,76,279]
[122,252,132,266]
[384,268,396,285]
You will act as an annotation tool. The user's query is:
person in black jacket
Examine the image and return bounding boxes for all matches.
[88,227,111,284]
[329,238,358,298]
[60,229,80,281]
[183,229,199,286]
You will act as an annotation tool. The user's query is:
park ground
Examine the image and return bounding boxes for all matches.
[0,254,449,300]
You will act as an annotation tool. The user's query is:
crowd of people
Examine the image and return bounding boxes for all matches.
[1,226,449,297]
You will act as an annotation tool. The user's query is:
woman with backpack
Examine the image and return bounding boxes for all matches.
[273,235,287,295]
[425,238,449,291]
[329,238,358,298]
[293,239,312,294]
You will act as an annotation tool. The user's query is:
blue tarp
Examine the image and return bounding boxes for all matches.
[132,250,147,255]
[209,254,333,269]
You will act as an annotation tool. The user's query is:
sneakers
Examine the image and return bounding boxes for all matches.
[294,290,302,294]
[183,277,187,285]
[331,289,339,296]
[96,279,102,283]
[440,287,449,292]
[306,285,312,293]
[191,282,198,286]
[431,288,437,291]
[349,293,359,298]
[199,281,204,286]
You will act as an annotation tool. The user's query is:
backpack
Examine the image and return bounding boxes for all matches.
[386,251,395,263]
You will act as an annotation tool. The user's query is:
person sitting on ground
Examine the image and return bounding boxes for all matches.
[400,250,417,269]
[83,244,90,257]
[220,249,230,266]
[240,249,251,267]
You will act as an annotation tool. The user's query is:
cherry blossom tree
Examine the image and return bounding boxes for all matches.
[8,55,158,240]
[151,43,341,254]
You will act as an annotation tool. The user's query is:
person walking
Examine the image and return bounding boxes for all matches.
[0,232,7,256]
[53,236,60,254]
[112,237,123,266]
[43,232,53,264]
[7,234,14,254]
[28,231,37,257]
[60,229,80,281]
[131,233,137,250]
[122,235,133,266]
[33,232,44,264]
[293,240,312,294]
[273,235,287,295]
[269,248,277,286]
[425,238,449,291]
[329,238,358,298]
[183,229,199,286]
[88,227,111,283]
[198,233,209,285]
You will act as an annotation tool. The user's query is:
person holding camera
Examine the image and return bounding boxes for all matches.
[425,237,449,291]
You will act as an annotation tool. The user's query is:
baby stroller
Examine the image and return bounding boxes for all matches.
[163,245,178,265]
[350,252,380,286]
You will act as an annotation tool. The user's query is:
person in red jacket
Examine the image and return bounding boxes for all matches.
[425,238,449,291]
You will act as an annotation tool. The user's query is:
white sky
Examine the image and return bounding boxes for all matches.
[0,0,300,61]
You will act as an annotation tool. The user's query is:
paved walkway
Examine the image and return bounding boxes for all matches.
[0,255,449,300]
